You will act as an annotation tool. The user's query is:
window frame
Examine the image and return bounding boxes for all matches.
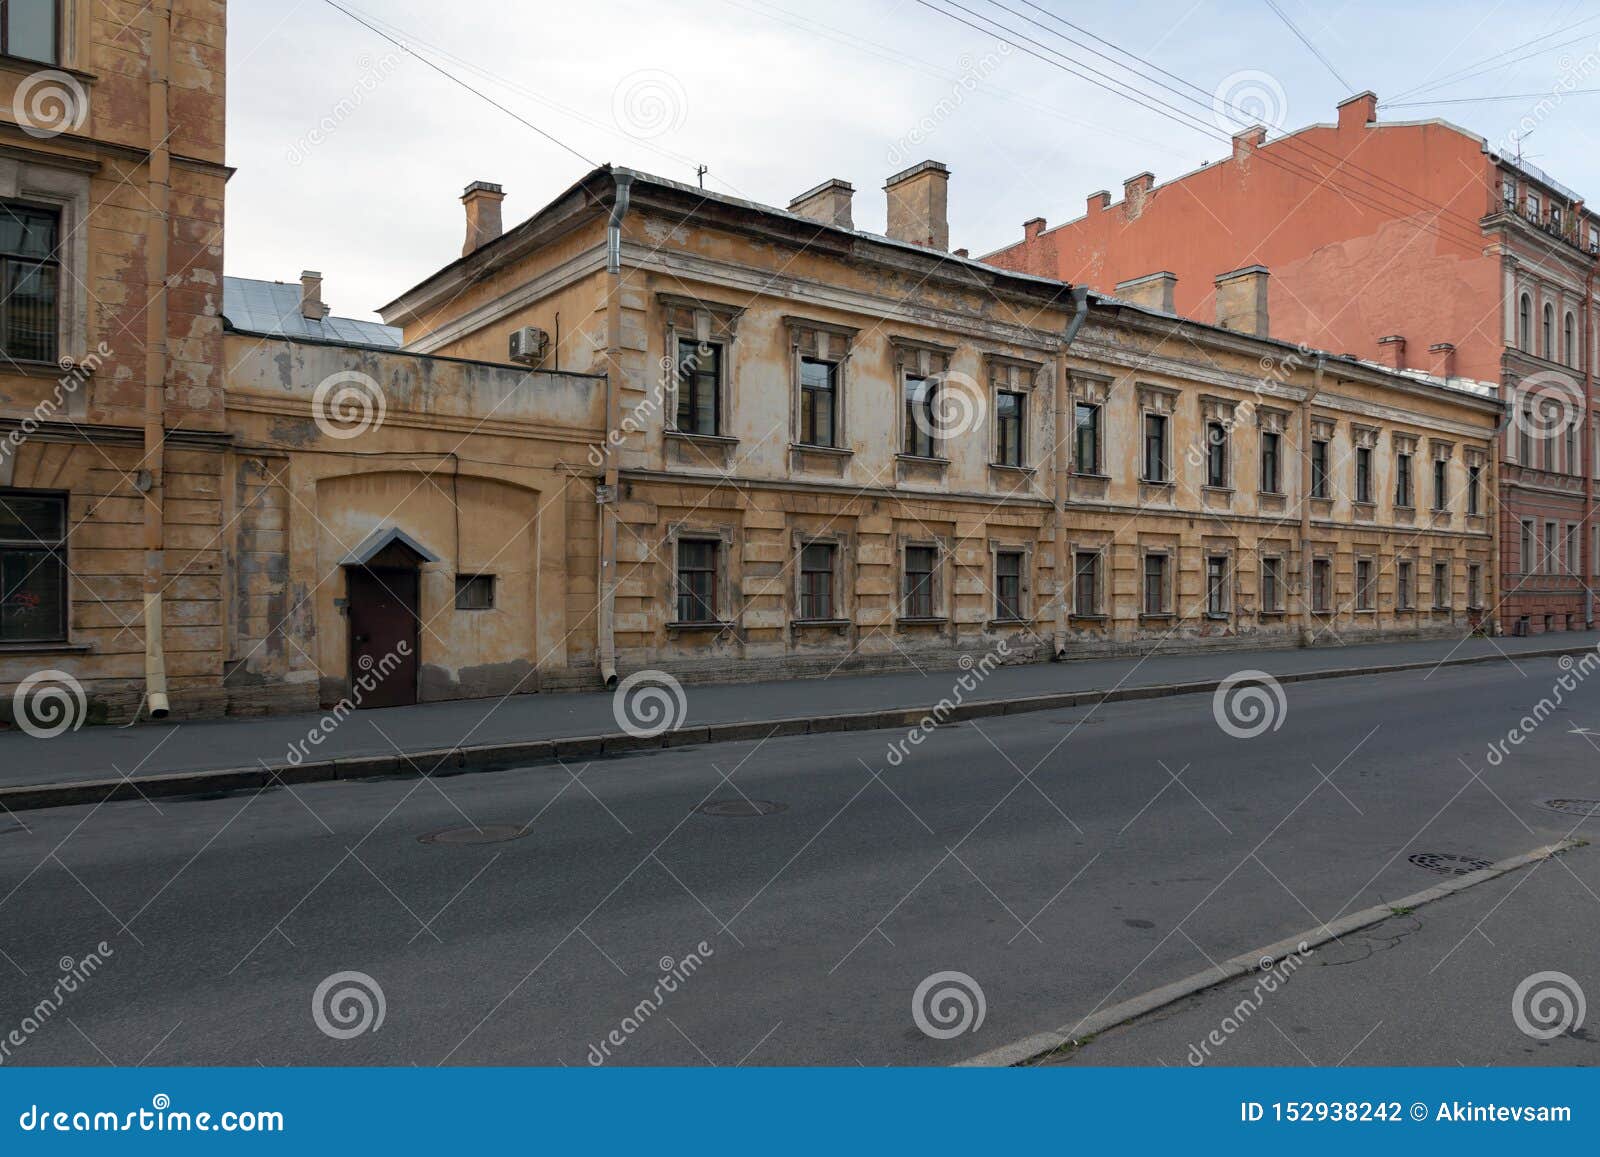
[994,389,1025,468]
[0,486,69,644]
[991,545,1029,623]
[1310,556,1332,614]
[453,573,495,611]
[1396,558,1415,611]
[1432,559,1451,610]
[1072,401,1102,475]
[797,356,839,449]
[1205,553,1231,617]
[1355,556,1376,612]
[1394,448,1414,509]
[785,316,857,452]
[1260,430,1282,495]
[1205,421,1229,489]
[1072,548,1103,617]
[899,540,946,622]
[1141,411,1169,484]
[1141,550,1172,617]
[1467,562,1483,610]
[0,199,62,365]
[0,0,59,65]
[1260,555,1285,614]
[674,536,722,624]
[1354,445,1373,504]
[1310,438,1330,499]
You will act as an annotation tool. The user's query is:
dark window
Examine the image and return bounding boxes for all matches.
[1356,559,1375,610]
[799,542,835,620]
[799,357,836,447]
[1518,294,1531,352]
[1260,431,1281,493]
[1433,561,1449,608]
[903,546,937,618]
[1143,553,1168,615]
[674,338,720,436]
[1073,551,1099,615]
[1565,313,1576,366]
[1355,446,1372,503]
[1206,422,1227,487]
[453,574,494,610]
[1395,452,1413,507]
[1073,402,1100,474]
[1468,563,1482,608]
[1311,439,1329,499]
[1206,555,1228,615]
[903,375,937,458]
[1518,410,1533,464]
[0,489,67,642]
[1311,558,1331,612]
[1543,303,1554,359]
[1521,521,1535,573]
[1432,458,1447,510]
[995,550,1023,620]
[1142,413,1167,482]
[1397,560,1414,609]
[675,538,718,622]
[0,203,59,363]
[0,1,57,64]
[1546,520,1558,573]
[1262,557,1282,612]
[995,390,1024,466]
[1467,463,1480,514]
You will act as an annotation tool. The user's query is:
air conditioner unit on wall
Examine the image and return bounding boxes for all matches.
[508,326,549,365]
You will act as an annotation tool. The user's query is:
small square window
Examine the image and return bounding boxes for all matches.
[454,574,495,610]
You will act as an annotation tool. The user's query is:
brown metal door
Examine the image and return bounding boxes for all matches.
[346,566,420,708]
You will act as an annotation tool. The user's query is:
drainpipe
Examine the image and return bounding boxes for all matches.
[1052,286,1091,660]
[597,171,634,689]
[1584,266,1595,628]
[142,3,173,719]
[1297,354,1326,647]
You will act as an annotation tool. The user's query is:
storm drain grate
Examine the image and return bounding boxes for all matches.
[418,823,529,846]
[696,799,788,818]
[1408,852,1494,876]
[1536,798,1600,818]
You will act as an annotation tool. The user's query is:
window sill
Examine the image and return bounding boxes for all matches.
[896,615,948,627]
[790,441,852,457]
[1138,477,1173,487]
[988,462,1034,474]
[1071,470,1110,480]
[1258,610,1286,619]
[1204,611,1231,621]
[895,453,949,466]
[665,619,736,633]
[1138,612,1175,622]
[987,616,1028,628]
[1257,490,1286,499]
[790,617,850,630]
[1354,607,1376,615]
[1202,484,1234,496]
[0,641,89,653]
[666,429,738,446]
[1070,612,1107,622]
[0,55,96,85]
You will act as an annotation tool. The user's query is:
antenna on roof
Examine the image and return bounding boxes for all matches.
[696,164,708,188]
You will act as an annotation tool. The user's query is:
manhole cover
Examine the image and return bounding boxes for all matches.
[1408,852,1493,876]
[1537,798,1600,818]
[418,823,529,845]
[696,799,787,817]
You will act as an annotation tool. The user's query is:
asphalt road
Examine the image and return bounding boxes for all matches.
[0,657,1595,1066]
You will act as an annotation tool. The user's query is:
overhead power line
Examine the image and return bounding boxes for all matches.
[1262,0,1353,92]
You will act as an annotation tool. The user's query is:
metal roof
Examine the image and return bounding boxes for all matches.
[223,276,403,348]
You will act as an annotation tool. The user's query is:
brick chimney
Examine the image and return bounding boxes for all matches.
[1115,271,1177,313]
[789,178,855,229]
[1428,342,1457,380]
[1337,91,1378,132]
[461,180,505,255]
[1122,171,1155,219]
[1377,335,1407,371]
[884,160,949,250]
[1232,125,1266,162]
[1023,216,1047,240]
[1214,265,1270,336]
[1087,190,1111,213]
[299,270,327,320]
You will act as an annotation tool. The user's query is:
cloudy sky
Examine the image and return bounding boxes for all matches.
[227,0,1600,322]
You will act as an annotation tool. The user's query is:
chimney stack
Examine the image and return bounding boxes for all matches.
[884,160,949,250]
[1377,335,1407,371]
[1115,271,1177,313]
[1428,342,1457,380]
[299,270,327,320]
[789,178,855,230]
[461,180,505,255]
[1337,91,1378,132]
[1214,265,1270,337]
[1232,125,1266,162]
[1122,171,1155,219]
[1087,190,1111,213]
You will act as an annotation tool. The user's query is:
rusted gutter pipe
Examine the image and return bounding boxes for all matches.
[1052,286,1091,660]
[597,171,634,689]
[143,3,173,718]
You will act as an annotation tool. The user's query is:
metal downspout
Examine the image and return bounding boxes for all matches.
[1053,286,1091,660]
[143,3,173,718]
[598,171,634,689]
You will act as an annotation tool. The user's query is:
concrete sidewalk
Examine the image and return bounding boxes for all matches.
[1,630,1595,810]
